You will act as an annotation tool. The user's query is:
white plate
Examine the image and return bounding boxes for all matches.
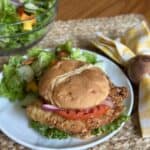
[0,49,134,150]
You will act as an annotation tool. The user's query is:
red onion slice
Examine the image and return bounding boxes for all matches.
[101,98,114,108]
[42,104,62,112]
[42,97,113,113]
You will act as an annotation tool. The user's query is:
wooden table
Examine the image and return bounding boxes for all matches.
[57,0,150,22]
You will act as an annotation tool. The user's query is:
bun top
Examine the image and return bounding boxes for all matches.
[39,60,110,109]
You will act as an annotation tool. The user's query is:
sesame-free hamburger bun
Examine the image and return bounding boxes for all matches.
[39,60,110,109]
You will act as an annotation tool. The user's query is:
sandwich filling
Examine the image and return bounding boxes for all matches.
[27,85,128,138]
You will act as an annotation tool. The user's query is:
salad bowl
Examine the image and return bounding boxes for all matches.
[0,0,58,55]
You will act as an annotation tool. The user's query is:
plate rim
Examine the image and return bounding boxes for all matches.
[0,48,134,150]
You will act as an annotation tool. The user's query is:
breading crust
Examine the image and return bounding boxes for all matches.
[26,86,128,137]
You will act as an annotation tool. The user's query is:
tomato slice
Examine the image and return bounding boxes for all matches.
[56,105,109,120]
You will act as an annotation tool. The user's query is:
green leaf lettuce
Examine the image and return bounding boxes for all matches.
[91,115,130,135]
[30,120,69,139]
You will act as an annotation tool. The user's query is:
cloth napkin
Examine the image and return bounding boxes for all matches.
[92,21,150,138]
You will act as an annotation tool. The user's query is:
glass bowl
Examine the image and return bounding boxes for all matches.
[0,0,58,56]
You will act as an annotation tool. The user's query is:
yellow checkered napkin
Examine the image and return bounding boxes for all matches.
[139,74,150,137]
[92,21,150,137]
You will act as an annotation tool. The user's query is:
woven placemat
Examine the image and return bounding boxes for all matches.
[1,14,150,150]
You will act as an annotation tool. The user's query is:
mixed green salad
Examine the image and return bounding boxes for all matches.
[0,41,129,139]
[0,0,56,50]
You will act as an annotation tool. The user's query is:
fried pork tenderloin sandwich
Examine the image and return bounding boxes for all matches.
[26,60,128,138]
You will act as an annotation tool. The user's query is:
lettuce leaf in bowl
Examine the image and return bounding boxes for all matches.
[56,41,97,64]
[28,47,55,76]
[70,49,97,64]
[56,40,73,53]
[0,56,26,101]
